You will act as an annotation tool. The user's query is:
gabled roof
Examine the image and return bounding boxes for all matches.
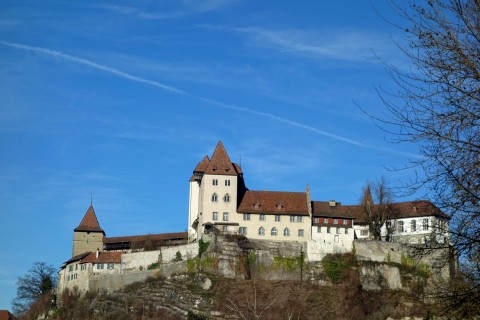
[74,205,105,234]
[193,155,210,173]
[204,141,239,176]
[312,201,355,219]
[64,251,91,265]
[340,200,450,224]
[237,190,309,215]
[81,251,122,264]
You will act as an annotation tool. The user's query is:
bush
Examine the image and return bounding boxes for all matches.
[322,253,356,283]
[198,238,210,257]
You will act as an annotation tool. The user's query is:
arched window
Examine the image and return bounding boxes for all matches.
[223,193,230,203]
[258,227,265,236]
[211,193,218,202]
[271,227,278,236]
[284,228,290,237]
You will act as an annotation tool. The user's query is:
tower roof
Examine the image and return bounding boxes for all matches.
[74,205,105,234]
[204,141,239,176]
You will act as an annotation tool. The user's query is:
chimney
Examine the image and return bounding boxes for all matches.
[306,184,312,218]
[329,200,337,207]
[96,249,99,259]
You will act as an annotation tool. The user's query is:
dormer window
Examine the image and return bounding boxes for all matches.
[254,202,261,210]
[276,203,284,210]
[212,165,217,171]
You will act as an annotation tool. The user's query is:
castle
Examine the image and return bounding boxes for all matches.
[58,141,450,292]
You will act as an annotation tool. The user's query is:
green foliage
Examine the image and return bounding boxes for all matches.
[198,238,210,257]
[322,253,356,283]
[175,251,183,261]
[401,254,415,269]
[187,259,197,273]
[417,263,431,278]
[273,256,300,272]
[385,251,392,263]
[187,310,208,320]
[147,262,159,270]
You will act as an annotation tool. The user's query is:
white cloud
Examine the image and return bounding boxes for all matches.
[0,40,418,158]
[235,27,397,63]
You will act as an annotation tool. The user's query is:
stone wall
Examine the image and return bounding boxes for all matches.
[89,261,188,293]
[121,243,198,271]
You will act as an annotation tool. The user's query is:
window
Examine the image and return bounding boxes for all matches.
[243,213,250,221]
[275,215,281,222]
[271,227,278,236]
[327,227,331,234]
[290,215,295,222]
[324,218,328,224]
[314,217,319,223]
[258,227,265,236]
[336,227,341,234]
[284,228,290,237]
[333,219,338,224]
[68,265,73,272]
[75,264,78,270]
[225,180,231,186]
[212,179,218,186]
[360,230,369,236]
[334,235,339,243]
[345,228,348,234]
[97,264,104,270]
[239,227,247,235]
[223,212,229,221]
[81,264,86,270]
[343,219,347,225]
[298,229,304,237]
[297,216,302,223]
[107,263,114,270]
[423,218,429,231]
[223,194,230,203]
[411,220,416,232]
[317,226,321,233]
[259,214,266,221]
[212,212,218,221]
[222,225,228,232]
[211,193,218,202]
[398,221,404,233]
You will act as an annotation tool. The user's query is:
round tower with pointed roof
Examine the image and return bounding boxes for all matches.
[72,205,105,257]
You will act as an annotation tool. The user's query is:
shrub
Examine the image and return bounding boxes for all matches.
[321,253,356,283]
[198,238,210,257]
[147,262,159,270]
[175,251,183,261]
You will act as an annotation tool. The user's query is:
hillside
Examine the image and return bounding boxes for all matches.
[50,270,434,320]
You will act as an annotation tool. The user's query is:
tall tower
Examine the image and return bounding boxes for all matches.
[72,205,105,257]
[189,141,246,240]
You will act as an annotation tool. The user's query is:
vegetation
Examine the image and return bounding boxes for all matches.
[321,253,356,283]
[360,176,395,240]
[198,238,210,257]
[12,261,57,318]
[364,0,480,315]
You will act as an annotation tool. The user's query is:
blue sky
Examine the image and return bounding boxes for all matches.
[0,0,419,310]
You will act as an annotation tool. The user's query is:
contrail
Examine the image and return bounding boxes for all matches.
[0,40,419,157]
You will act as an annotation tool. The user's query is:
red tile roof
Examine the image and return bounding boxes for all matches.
[312,201,355,218]
[0,310,17,320]
[81,251,122,264]
[315,200,450,224]
[103,232,188,244]
[204,141,239,176]
[193,155,210,173]
[74,205,105,234]
[238,190,309,215]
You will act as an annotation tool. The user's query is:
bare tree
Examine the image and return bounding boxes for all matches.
[12,261,57,316]
[361,176,394,240]
[365,0,479,315]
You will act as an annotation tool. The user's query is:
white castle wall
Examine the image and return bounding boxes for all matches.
[121,243,199,271]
